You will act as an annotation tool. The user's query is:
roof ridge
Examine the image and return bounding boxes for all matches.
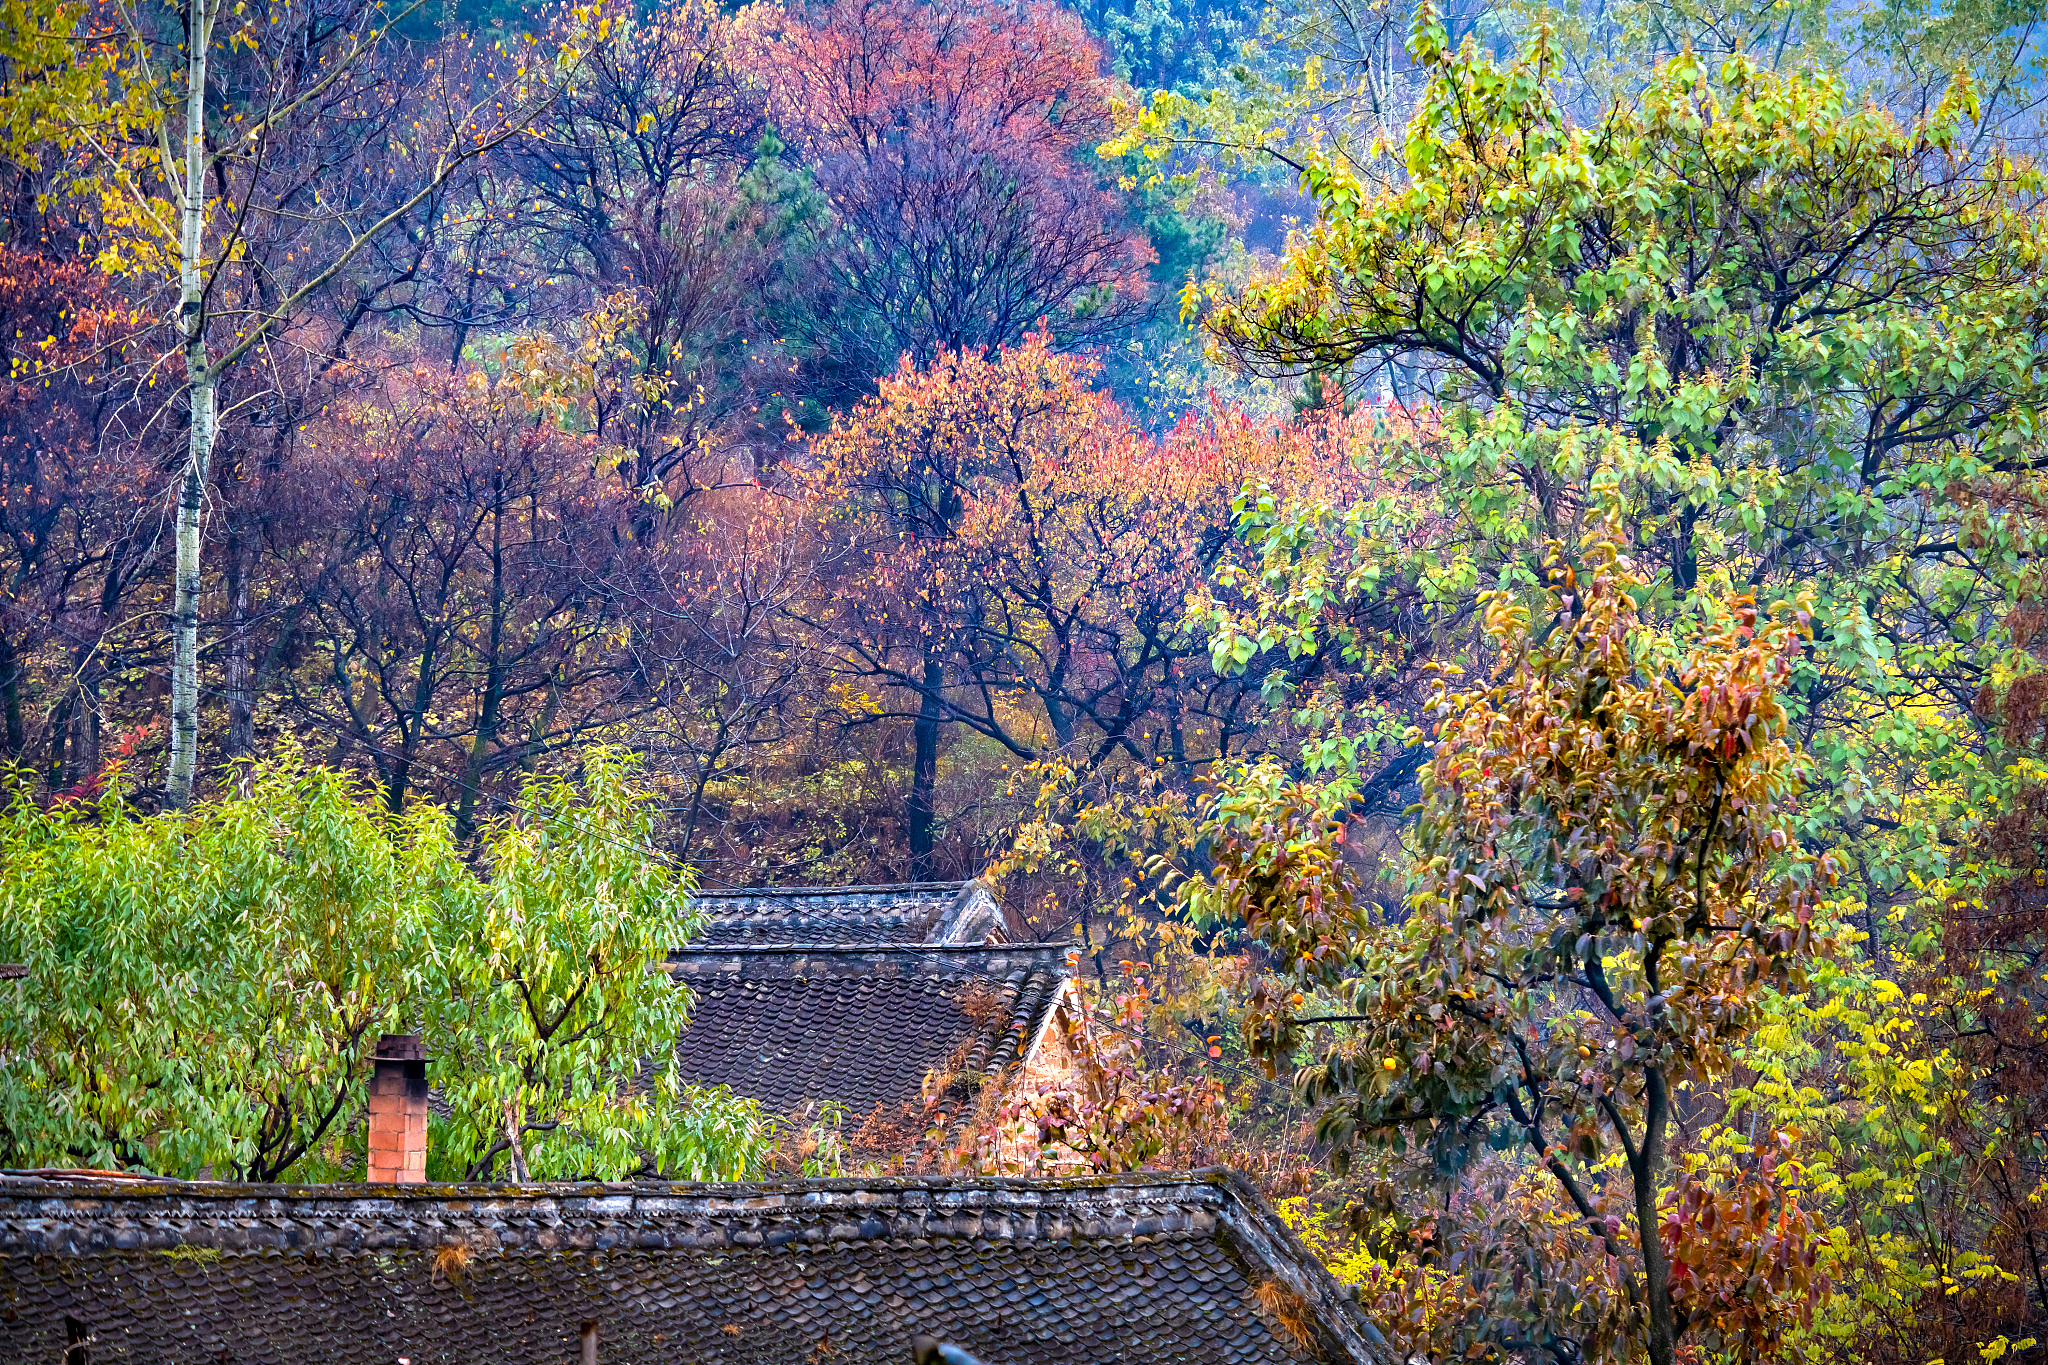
[689,882,966,898]
[669,940,1073,958]
[0,1168,1232,1200]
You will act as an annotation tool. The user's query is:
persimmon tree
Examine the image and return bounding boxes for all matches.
[1197,514,1834,1365]
[1173,18,2048,1355]
[1192,10,2048,825]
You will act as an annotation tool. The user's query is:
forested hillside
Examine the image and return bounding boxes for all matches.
[3,0,2048,1359]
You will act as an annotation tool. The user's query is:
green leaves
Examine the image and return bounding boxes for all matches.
[427,749,765,1181]
[0,750,766,1182]
[1192,24,2048,1030]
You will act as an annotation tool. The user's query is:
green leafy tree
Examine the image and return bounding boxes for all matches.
[1104,0,2048,202]
[1192,9,2048,944]
[0,749,766,1181]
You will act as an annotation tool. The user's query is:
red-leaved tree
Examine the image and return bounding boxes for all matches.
[755,0,1153,399]
[805,335,1305,877]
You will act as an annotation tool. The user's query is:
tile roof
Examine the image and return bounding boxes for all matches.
[668,942,1068,1127]
[0,1170,1395,1365]
[686,881,1004,948]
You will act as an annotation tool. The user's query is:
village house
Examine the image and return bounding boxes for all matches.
[672,882,1083,1161]
[0,884,1390,1365]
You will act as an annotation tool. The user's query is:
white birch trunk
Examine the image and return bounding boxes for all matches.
[165,0,214,810]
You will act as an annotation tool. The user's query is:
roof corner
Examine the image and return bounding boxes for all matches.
[929,879,1005,945]
[1205,1167,1407,1365]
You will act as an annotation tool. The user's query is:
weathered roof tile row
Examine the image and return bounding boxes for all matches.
[0,1172,1391,1365]
[685,881,1005,948]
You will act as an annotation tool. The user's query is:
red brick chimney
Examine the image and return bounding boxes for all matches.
[367,1033,428,1184]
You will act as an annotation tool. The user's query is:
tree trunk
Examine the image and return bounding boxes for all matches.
[76,670,100,785]
[46,684,73,788]
[521,670,562,777]
[1167,669,1188,767]
[223,519,255,758]
[907,643,942,880]
[74,537,132,787]
[166,413,213,808]
[0,631,24,758]
[1637,1064,1679,1365]
[1678,503,1700,594]
[455,499,508,842]
[165,0,215,811]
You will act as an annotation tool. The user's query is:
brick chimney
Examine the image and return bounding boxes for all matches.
[366,1033,428,1184]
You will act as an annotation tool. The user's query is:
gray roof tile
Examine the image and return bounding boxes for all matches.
[668,943,1068,1127]
[0,1172,1393,1365]
[686,882,1005,948]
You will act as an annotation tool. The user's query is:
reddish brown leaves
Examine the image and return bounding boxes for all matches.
[1660,1133,1829,1362]
[1200,514,1832,1364]
[749,0,1152,374]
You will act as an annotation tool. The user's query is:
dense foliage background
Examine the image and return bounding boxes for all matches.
[3,0,2048,1359]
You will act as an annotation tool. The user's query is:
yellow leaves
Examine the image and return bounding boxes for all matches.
[824,683,884,717]
[89,169,177,281]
